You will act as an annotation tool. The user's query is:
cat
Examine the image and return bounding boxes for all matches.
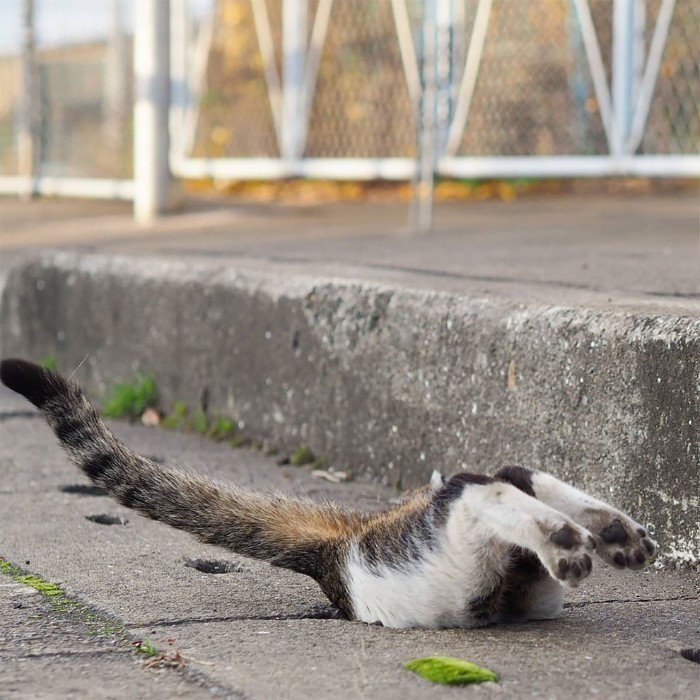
[0,358,657,629]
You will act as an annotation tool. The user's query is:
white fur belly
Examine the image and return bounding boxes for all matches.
[345,541,505,629]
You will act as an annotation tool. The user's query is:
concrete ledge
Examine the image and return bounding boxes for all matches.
[1,251,698,564]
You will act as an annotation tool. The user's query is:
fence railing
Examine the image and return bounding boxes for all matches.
[0,0,698,224]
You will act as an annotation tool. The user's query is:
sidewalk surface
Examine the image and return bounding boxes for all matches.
[1,192,699,313]
[0,191,699,697]
[1,386,698,699]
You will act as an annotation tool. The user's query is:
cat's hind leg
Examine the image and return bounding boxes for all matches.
[448,476,596,587]
[494,466,657,570]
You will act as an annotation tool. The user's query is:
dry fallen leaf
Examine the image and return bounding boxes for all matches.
[311,470,350,483]
[141,407,161,427]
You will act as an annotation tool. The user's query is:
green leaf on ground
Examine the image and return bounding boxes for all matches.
[404,656,498,685]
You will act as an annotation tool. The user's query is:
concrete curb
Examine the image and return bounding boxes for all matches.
[1,251,698,564]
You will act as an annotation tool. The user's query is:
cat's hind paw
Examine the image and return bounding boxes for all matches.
[595,516,657,570]
[542,523,597,587]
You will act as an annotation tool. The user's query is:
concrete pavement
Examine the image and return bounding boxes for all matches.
[1,385,699,699]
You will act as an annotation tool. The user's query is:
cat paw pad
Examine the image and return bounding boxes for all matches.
[597,517,656,570]
[546,523,596,586]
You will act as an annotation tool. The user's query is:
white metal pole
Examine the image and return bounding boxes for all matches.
[412,0,437,232]
[391,0,421,105]
[18,0,36,196]
[251,0,284,149]
[299,0,333,153]
[133,0,173,223]
[626,0,676,154]
[572,0,616,154]
[446,0,492,156]
[104,0,127,154]
[169,0,189,158]
[612,0,636,156]
[282,0,308,163]
[434,0,453,158]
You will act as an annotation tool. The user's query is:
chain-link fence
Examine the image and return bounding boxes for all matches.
[187,0,699,162]
[0,0,133,180]
[0,0,698,200]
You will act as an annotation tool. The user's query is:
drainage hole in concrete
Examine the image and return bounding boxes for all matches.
[85,514,129,526]
[680,649,700,664]
[184,558,245,574]
[60,484,108,497]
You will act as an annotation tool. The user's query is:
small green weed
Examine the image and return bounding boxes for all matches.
[134,639,159,657]
[163,402,245,445]
[39,356,57,371]
[207,415,236,441]
[310,456,330,471]
[229,434,251,448]
[290,446,315,466]
[161,401,188,430]
[192,409,208,434]
[103,374,158,419]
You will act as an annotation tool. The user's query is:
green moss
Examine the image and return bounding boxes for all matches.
[229,434,251,448]
[404,657,498,685]
[310,456,330,471]
[207,416,235,441]
[0,560,16,575]
[192,409,208,434]
[290,446,315,466]
[0,559,76,613]
[39,355,57,371]
[161,401,188,430]
[0,557,147,657]
[103,374,158,419]
[162,402,248,448]
[17,574,64,596]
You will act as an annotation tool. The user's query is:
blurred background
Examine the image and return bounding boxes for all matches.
[0,0,698,221]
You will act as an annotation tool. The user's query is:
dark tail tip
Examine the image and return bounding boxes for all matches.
[0,358,63,409]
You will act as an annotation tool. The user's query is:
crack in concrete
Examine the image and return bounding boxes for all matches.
[564,595,698,609]
[137,596,699,627]
[0,411,41,420]
[0,648,132,660]
[129,606,347,629]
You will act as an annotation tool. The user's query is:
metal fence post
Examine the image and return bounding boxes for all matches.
[133,0,173,223]
[18,0,37,197]
[612,0,638,156]
[413,0,457,232]
[104,0,127,156]
[282,0,308,166]
[411,0,437,232]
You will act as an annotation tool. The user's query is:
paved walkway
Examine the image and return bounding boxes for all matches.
[1,191,698,315]
[1,386,698,699]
